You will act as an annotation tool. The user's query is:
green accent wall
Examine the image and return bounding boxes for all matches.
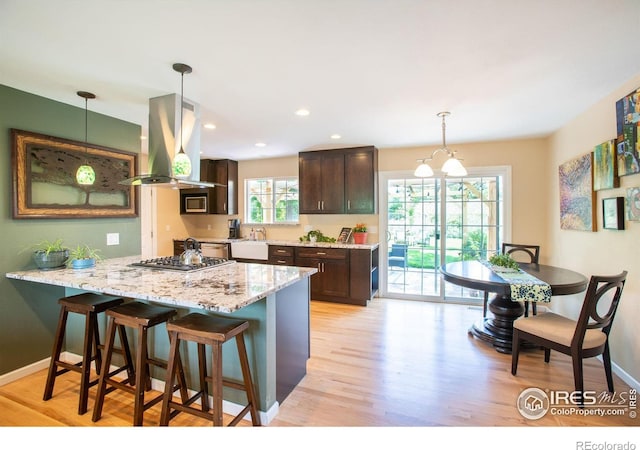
[0,84,142,376]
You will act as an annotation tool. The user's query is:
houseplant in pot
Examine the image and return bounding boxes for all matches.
[31,238,69,270]
[352,223,368,244]
[67,244,101,269]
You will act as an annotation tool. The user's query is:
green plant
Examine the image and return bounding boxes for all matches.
[488,253,519,270]
[29,238,67,255]
[67,244,102,262]
[299,230,336,243]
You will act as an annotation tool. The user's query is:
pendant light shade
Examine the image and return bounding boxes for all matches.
[414,111,467,178]
[171,63,193,179]
[76,91,96,185]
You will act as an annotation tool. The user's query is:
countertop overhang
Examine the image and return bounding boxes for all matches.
[5,255,317,313]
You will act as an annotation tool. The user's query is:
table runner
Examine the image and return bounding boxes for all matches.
[480,260,552,303]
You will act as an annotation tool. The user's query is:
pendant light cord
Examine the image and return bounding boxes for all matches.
[179,71,184,154]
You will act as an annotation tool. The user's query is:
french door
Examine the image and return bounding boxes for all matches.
[380,168,509,303]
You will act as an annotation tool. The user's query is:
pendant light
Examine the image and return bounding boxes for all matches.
[171,63,193,178]
[414,111,467,178]
[76,91,96,185]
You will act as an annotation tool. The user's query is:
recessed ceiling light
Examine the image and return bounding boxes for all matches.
[255,142,267,147]
[295,109,310,116]
[204,123,216,129]
[331,134,341,139]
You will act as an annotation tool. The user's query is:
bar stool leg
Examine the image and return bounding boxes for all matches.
[198,343,210,412]
[236,331,261,426]
[133,324,147,426]
[92,315,117,422]
[43,307,68,402]
[211,342,224,426]
[77,311,96,414]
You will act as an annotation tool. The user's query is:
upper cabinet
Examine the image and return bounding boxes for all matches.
[200,159,238,215]
[299,146,378,214]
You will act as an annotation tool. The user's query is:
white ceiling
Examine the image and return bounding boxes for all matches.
[2,0,640,161]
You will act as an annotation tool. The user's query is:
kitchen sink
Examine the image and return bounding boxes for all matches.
[230,240,269,260]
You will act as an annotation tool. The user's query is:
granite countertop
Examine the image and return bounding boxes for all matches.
[177,237,379,250]
[5,255,316,313]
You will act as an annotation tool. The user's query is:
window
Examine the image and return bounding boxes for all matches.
[245,177,299,224]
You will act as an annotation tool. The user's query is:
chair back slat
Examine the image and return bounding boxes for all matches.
[572,271,627,348]
[502,243,540,263]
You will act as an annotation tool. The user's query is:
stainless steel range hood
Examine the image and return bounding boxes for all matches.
[120,93,222,188]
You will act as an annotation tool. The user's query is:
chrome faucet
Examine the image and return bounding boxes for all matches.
[254,227,266,241]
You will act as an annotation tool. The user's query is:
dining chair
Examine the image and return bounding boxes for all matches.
[511,271,627,403]
[483,243,541,318]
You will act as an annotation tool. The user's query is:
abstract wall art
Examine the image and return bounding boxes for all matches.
[559,152,596,231]
[593,139,619,190]
[626,186,640,221]
[615,87,640,177]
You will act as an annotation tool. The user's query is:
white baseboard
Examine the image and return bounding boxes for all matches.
[0,352,277,424]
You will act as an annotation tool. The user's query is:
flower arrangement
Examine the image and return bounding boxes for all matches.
[353,223,367,233]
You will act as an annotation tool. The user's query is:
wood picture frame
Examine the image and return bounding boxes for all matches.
[337,227,352,243]
[602,197,625,230]
[11,129,138,219]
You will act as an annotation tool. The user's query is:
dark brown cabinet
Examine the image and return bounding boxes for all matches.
[295,247,350,300]
[298,146,377,214]
[268,245,295,266]
[200,159,238,215]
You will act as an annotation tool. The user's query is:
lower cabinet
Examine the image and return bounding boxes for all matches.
[295,248,350,301]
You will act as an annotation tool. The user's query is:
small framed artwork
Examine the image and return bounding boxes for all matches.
[602,197,625,230]
[337,227,352,243]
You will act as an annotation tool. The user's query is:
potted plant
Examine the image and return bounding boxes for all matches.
[299,230,336,243]
[30,238,69,270]
[67,244,102,269]
[488,253,519,272]
[352,223,368,244]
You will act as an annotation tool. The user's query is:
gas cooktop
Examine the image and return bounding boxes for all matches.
[130,256,235,272]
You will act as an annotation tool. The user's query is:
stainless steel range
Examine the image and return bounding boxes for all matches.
[131,256,235,272]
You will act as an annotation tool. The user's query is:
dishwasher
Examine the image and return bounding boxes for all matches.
[200,242,229,259]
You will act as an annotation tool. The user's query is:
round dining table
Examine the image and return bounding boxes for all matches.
[440,260,588,354]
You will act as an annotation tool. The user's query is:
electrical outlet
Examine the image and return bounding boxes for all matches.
[106,233,119,246]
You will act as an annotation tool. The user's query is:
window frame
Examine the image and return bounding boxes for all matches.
[244,176,300,225]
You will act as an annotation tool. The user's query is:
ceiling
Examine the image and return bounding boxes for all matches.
[2,0,640,161]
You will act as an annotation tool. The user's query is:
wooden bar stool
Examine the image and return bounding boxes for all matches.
[91,301,188,426]
[160,312,261,426]
[43,292,134,415]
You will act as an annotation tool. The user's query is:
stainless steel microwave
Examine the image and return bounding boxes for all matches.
[182,194,207,213]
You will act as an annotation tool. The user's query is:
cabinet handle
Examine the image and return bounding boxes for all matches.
[322,262,325,272]
[317,201,321,210]
[277,259,287,264]
[317,262,321,272]
[223,202,226,212]
[321,201,324,210]
[317,252,327,255]
[276,249,287,253]
[347,200,351,210]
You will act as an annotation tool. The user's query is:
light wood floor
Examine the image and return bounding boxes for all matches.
[0,298,636,428]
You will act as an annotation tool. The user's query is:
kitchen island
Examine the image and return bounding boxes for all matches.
[6,255,316,424]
